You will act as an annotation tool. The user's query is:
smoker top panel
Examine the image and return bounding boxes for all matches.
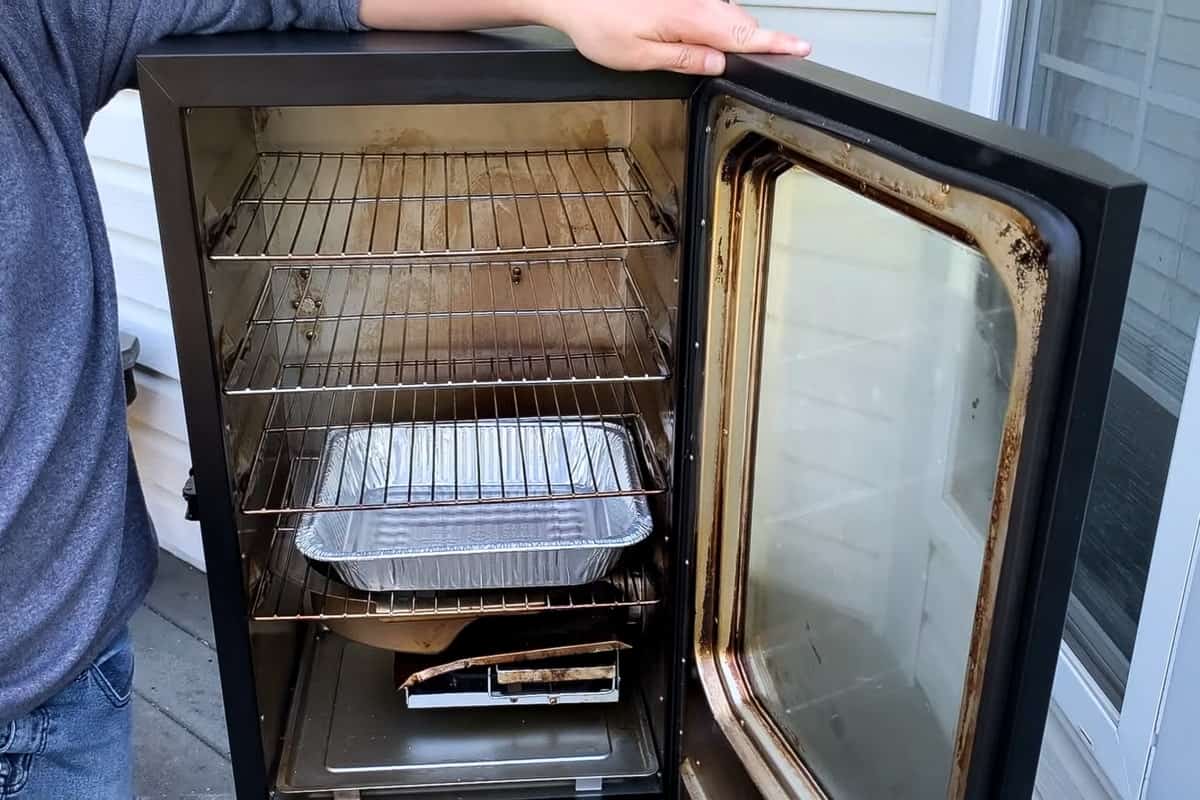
[144,26,585,57]
[135,28,697,107]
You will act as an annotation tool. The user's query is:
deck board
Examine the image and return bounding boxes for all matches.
[133,552,233,799]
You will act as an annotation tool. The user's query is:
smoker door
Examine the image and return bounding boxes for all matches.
[672,58,1145,800]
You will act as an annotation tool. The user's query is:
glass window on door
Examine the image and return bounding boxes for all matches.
[1006,0,1200,707]
[743,167,1014,798]
[691,94,1078,799]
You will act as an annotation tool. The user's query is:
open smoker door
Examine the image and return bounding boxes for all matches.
[672,57,1145,800]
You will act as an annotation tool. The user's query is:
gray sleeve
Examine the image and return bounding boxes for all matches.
[76,0,365,115]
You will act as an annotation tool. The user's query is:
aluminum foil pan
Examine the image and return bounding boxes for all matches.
[293,419,653,591]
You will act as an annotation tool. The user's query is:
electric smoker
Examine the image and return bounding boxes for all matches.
[138,27,1145,800]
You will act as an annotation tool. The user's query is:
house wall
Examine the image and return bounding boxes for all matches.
[744,0,1010,111]
[745,0,949,96]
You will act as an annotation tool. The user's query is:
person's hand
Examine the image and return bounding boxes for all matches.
[538,0,811,75]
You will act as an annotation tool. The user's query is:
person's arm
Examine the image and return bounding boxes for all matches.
[359,0,811,75]
[77,1,364,118]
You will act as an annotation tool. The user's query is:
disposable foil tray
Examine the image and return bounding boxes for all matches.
[293,419,653,591]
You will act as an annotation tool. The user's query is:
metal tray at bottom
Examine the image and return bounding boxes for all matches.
[276,630,660,796]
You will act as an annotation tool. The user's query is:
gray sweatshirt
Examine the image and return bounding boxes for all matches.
[0,0,363,723]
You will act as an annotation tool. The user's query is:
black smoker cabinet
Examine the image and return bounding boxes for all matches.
[138,28,1144,800]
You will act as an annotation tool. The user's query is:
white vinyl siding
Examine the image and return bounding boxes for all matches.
[745,0,945,96]
[743,0,1009,111]
[86,90,204,570]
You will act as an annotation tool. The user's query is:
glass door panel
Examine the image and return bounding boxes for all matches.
[741,166,1015,799]
[684,89,1109,800]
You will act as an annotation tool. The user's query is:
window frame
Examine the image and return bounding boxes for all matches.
[1001,2,1200,795]
[1043,330,1200,799]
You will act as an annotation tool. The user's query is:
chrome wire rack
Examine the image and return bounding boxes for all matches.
[225,259,669,394]
[207,149,676,261]
[250,524,659,622]
[240,382,666,516]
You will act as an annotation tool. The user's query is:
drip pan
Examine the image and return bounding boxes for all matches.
[275,631,659,796]
[293,419,654,591]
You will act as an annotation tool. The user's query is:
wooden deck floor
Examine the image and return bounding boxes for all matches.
[133,552,233,799]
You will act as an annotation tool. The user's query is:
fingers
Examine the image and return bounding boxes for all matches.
[683,2,811,57]
[739,27,812,56]
[638,41,727,75]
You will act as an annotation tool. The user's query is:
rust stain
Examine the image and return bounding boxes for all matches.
[953,419,1022,777]
[825,152,953,213]
[252,108,275,136]
[494,664,616,685]
[576,117,610,148]
[991,424,1021,551]
[398,640,630,690]
[1008,232,1049,293]
[368,128,438,151]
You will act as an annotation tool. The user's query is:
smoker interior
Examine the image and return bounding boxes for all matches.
[185,100,687,797]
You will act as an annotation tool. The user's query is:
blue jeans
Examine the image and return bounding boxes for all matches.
[0,628,133,799]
